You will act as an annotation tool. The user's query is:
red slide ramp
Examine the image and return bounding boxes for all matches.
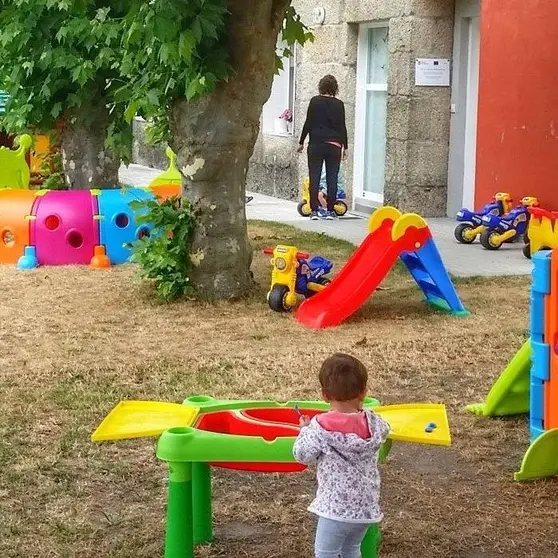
[295,208,430,329]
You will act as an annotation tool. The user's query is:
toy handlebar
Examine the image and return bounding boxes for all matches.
[262,248,310,260]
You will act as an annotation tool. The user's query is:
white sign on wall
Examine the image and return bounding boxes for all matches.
[415,58,451,87]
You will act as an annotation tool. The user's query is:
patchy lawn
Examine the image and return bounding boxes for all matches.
[0,220,556,558]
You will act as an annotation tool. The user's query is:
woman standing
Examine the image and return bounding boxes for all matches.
[298,75,348,220]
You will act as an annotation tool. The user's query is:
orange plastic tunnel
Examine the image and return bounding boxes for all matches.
[0,189,36,263]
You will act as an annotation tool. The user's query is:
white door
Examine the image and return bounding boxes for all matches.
[354,24,389,206]
[462,16,480,210]
[447,0,481,215]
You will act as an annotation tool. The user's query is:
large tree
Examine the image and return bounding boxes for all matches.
[0,0,130,189]
[119,0,310,299]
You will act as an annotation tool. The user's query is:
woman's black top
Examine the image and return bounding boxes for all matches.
[299,95,348,149]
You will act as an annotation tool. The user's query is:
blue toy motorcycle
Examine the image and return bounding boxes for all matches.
[454,192,513,244]
[479,197,539,250]
[296,255,333,297]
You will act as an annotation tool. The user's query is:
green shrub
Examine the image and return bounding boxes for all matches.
[130,195,195,301]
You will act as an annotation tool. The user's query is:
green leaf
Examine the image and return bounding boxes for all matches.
[124,99,140,123]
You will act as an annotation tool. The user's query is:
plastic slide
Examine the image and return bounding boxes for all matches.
[466,340,531,417]
[295,207,466,329]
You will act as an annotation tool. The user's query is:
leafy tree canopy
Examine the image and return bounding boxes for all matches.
[0,1,311,166]
[0,0,132,160]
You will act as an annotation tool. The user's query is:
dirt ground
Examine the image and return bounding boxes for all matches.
[1,221,557,558]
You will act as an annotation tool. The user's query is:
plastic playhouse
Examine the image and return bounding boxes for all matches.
[454,192,513,244]
[467,248,558,481]
[0,185,180,269]
[523,207,558,259]
[280,206,468,329]
[92,394,452,558]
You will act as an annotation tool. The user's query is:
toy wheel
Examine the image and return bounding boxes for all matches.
[523,243,531,259]
[480,230,502,250]
[268,285,292,312]
[454,223,476,244]
[297,201,311,217]
[523,231,529,244]
[334,201,348,217]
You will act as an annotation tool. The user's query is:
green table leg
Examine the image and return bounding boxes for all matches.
[192,462,213,544]
[165,461,193,558]
[361,523,381,558]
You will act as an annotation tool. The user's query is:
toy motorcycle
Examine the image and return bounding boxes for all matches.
[454,192,513,244]
[479,197,539,250]
[264,245,333,312]
[297,178,348,217]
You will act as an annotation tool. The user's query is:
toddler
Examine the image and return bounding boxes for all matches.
[317,163,345,215]
[293,353,390,558]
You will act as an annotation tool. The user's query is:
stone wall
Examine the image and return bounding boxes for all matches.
[375,0,455,216]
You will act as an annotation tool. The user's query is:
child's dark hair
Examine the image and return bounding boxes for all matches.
[318,75,339,96]
[319,353,368,401]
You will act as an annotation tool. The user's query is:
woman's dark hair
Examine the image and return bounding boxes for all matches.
[318,75,339,97]
[319,353,368,401]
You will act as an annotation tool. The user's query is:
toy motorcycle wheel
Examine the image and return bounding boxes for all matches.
[334,201,348,217]
[297,201,312,217]
[454,223,476,244]
[268,285,292,312]
[479,230,503,250]
[523,243,531,259]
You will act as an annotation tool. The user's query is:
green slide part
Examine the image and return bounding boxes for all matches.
[466,340,531,417]
[514,429,558,481]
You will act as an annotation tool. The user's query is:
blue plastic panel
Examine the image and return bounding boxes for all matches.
[97,188,155,265]
[530,378,545,422]
[532,251,551,295]
[531,341,550,381]
[530,292,546,340]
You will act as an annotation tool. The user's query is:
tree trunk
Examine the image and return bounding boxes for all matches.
[170,0,291,299]
[60,100,120,190]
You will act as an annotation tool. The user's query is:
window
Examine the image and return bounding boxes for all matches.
[261,44,295,136]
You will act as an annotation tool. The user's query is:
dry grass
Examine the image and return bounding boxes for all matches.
[0,220,557,558]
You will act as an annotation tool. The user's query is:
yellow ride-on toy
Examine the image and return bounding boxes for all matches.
[263,245,333,312]
[297,178,348,217]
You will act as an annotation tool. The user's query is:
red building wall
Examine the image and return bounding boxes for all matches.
[475,0,558,210]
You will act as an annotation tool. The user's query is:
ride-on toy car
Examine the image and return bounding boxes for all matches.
[297,178,348,217]
[264,245,333,312]
[454,192,513,244]
[479,196,539,250]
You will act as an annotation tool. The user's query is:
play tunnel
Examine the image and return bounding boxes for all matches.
[0,184,181,268]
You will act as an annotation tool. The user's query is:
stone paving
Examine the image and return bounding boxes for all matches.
[119,163,532,278]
